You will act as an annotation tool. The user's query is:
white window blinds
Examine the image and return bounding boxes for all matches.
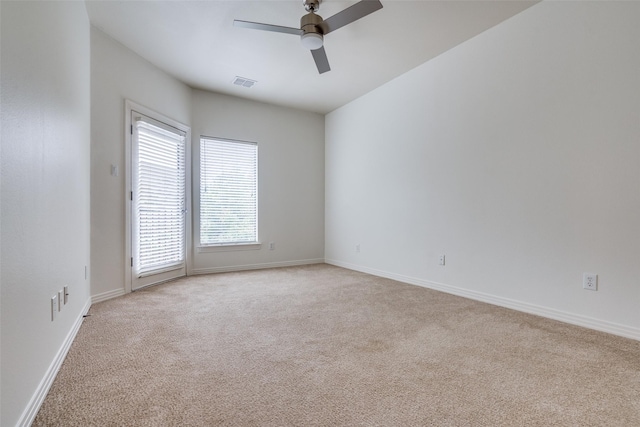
[200,137,258,245]
[133,117,186,276]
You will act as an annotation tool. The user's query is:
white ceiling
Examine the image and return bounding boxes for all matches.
[86,0,538,114]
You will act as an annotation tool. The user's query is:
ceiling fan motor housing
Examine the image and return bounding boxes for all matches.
[301,12,323,35]
[300,12,324,50]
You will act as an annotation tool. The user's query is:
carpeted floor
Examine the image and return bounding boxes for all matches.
[34,264,640,426]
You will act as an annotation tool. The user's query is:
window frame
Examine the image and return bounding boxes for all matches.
[196,136,260,252]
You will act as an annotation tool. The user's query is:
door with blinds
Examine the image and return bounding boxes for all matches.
[131,112,187,290]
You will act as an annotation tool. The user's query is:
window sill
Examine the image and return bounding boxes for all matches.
[197,242,262,253]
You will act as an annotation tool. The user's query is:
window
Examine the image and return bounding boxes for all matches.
[199,137,258,246]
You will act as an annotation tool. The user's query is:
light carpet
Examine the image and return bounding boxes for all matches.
[34,264,640,426]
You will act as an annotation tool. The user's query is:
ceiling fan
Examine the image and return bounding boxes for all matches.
[233,0,383,74]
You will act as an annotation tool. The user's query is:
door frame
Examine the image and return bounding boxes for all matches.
[124,100,192,293]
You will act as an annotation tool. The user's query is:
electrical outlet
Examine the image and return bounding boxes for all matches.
[583,273,598,291]
[356,244,361,253]
[64,286,69,305]
[51,296,59,321]
[438,254,446,266]
[268,242,275,250]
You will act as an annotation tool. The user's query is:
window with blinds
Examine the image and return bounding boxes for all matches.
[200,137,258,246]
[133,117,186,277]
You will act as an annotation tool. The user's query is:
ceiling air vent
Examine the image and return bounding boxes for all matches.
[232,76,257,88]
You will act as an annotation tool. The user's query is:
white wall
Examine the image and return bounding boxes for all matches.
[325,1,640,339]
[90,27,192,300]
[91,29,324,297]
[191,90,325,273]
[1,2,91,425]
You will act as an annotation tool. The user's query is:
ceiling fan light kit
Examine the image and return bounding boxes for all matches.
[301,33,324,50]
[300,9,324,50]
[233,0,383,74]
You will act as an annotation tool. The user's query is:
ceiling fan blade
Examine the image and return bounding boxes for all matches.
[311,46,331,74]
[318,0,383,35]
[233,20,303,36]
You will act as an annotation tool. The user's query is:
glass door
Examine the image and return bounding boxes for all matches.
[131,111,187,290]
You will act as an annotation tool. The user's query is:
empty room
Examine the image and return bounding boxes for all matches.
[1,0,639,425]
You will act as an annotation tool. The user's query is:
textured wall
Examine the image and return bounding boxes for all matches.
[90,27,192,299]
[90,28,325,297]
[325,1,640,338]
[1,2,91,425]
[191,90,325,273]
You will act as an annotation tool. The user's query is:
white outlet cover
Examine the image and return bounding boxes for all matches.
[583,273,598,291]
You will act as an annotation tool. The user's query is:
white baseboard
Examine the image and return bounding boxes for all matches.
[91,287,126,304]
[18,298,92,427]
[191,258,325,275]
[91,260,326,301]
[326,259,640,342]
